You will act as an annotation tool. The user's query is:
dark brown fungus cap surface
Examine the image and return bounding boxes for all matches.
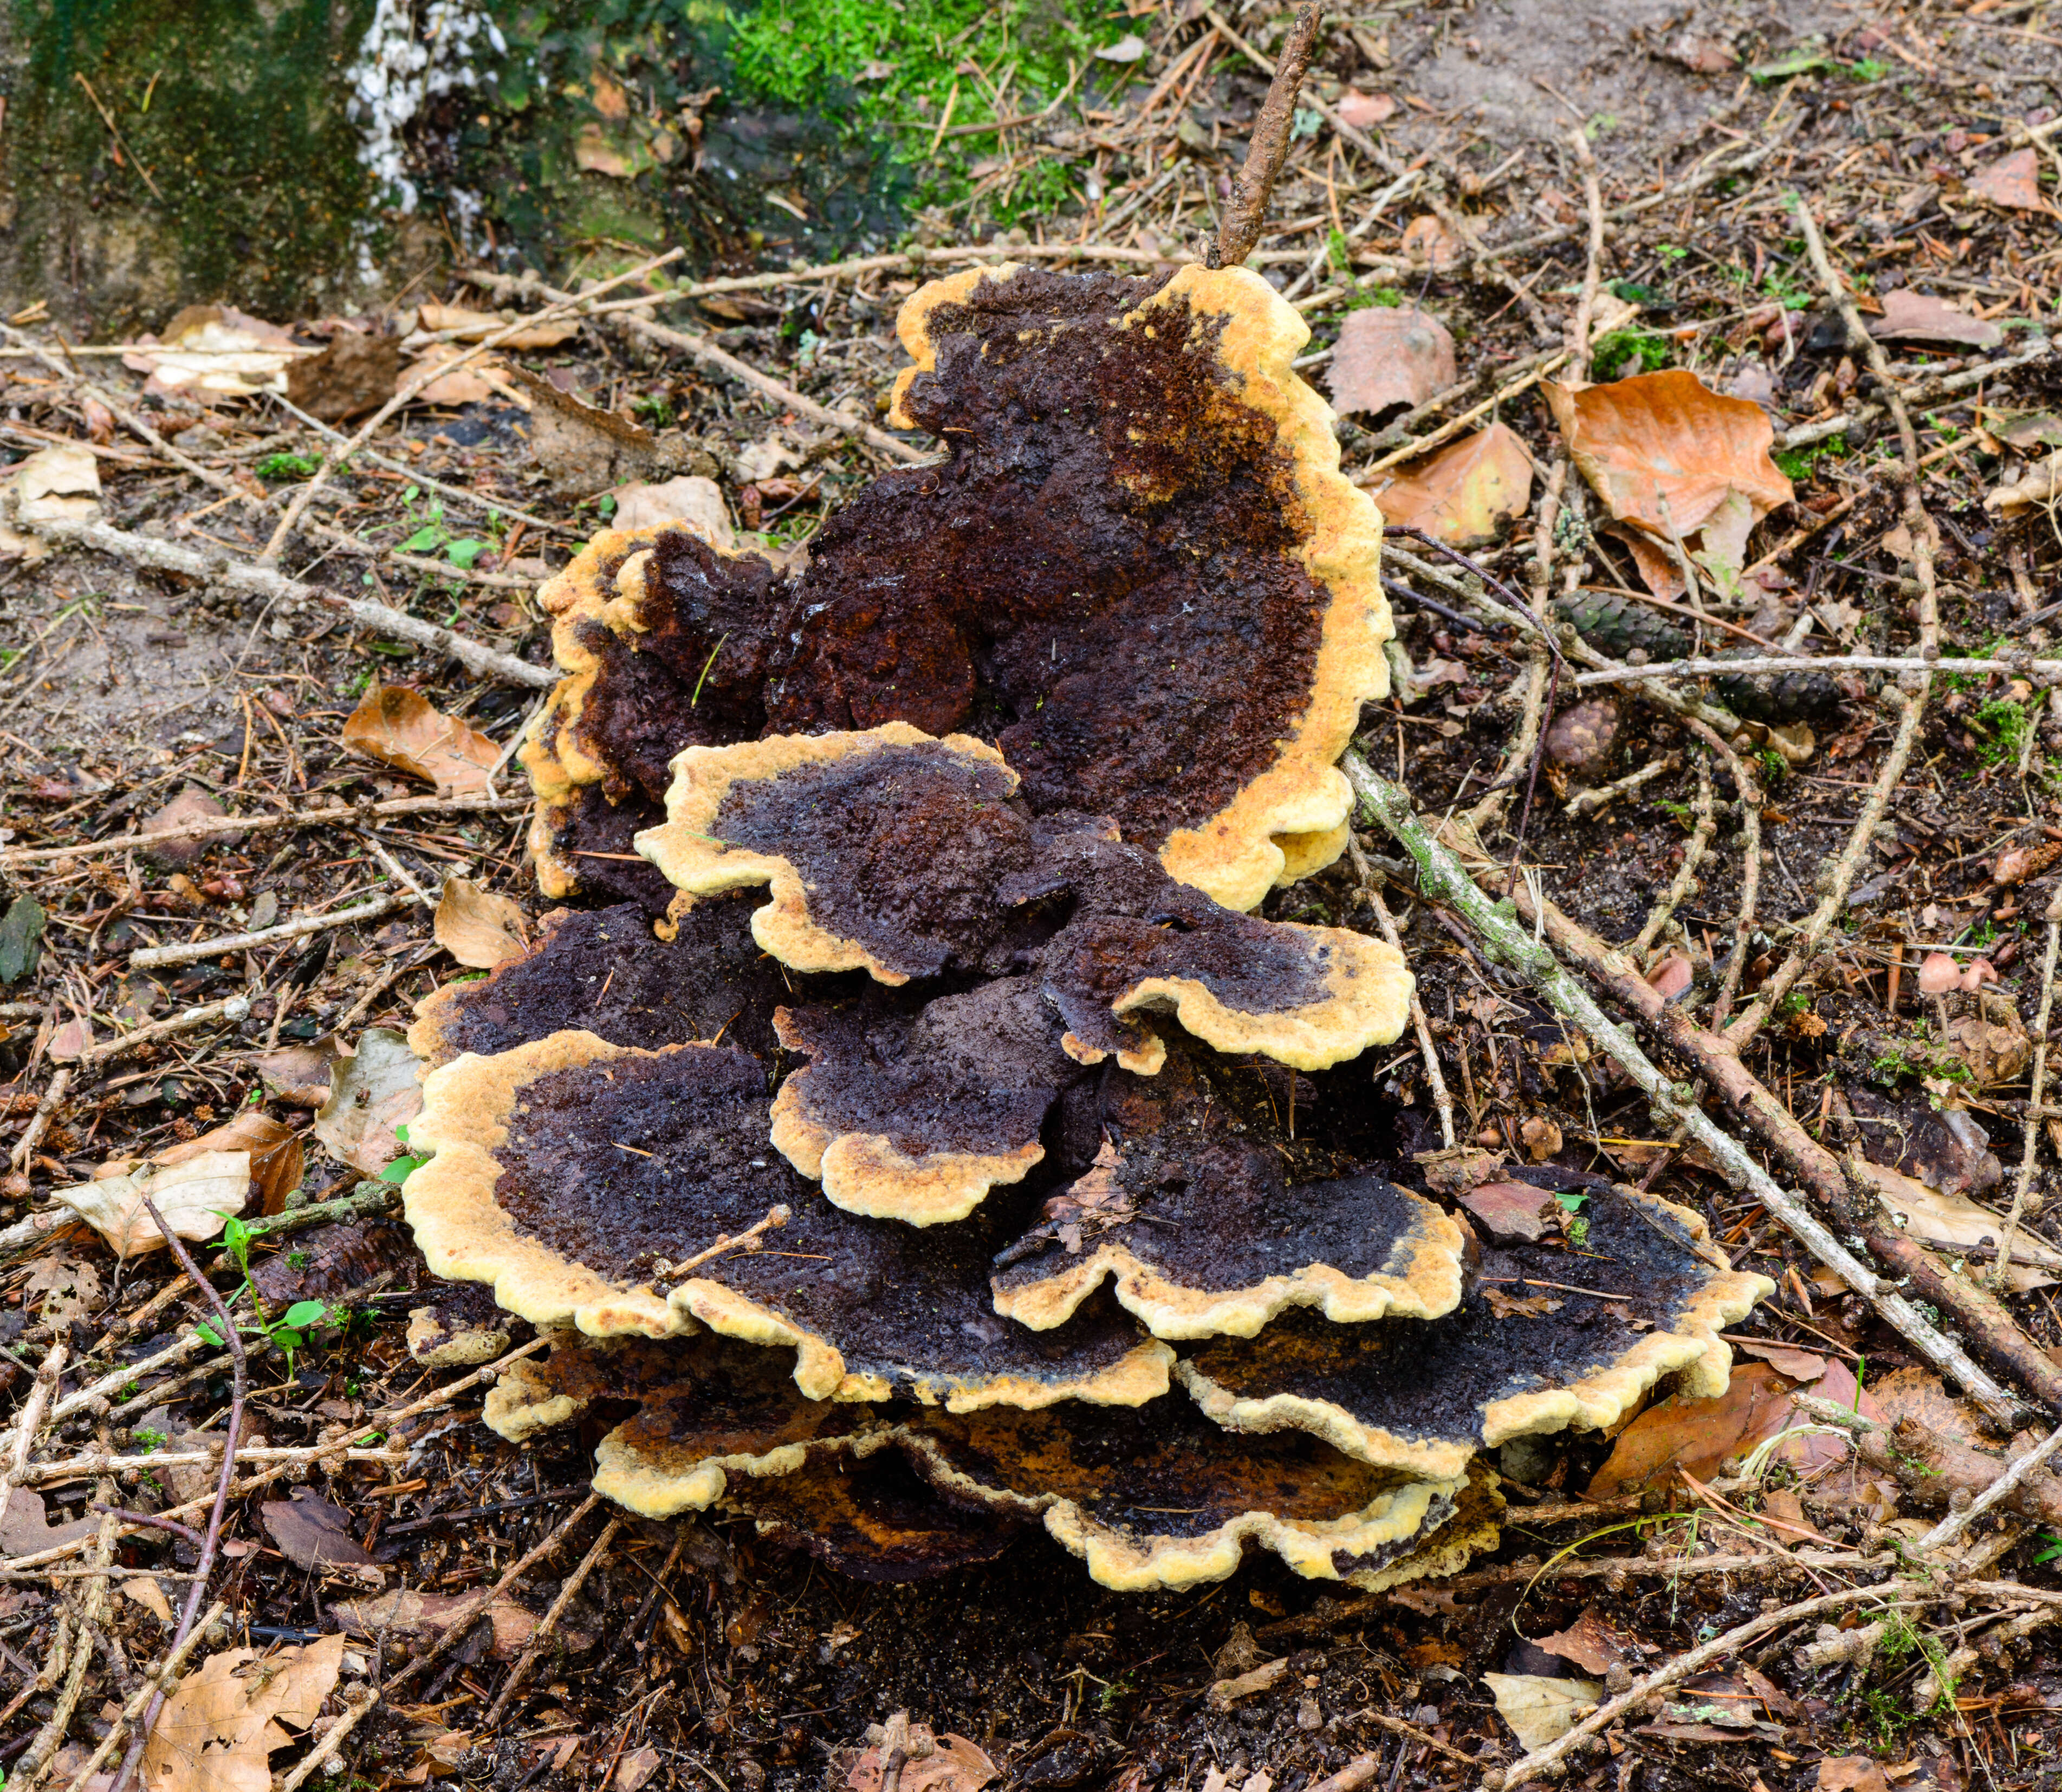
[522,266,1389,914]
[769,979,1090,1225]
[521,524,781,904]
[991,1044,1465,1341]
[408,896,799,1071]
[1176,1185,1775,1479]
[407,1031,1172,1408]
[484,1328,1497,1593]
[638,727,1410,1071]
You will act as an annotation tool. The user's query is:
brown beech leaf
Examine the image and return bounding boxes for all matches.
[1817,1760,1891,1792]
[260,1489,378,1571]
[1367,422,1533,546]
[53,1153,250,1259]
[1483,1674,1603,1750]
[1869,288,2005,348]
[1399,214,1464,273]
[1545,371,1792,591]
[162,1112,302,1215]
[141,1634,343,1792]
[416,303,579,350]
[255,1039,342,1108]
[1853,1159,2062,1278]
[1535,1610,1633,1676]
[333,1588,536,1659]
[342,685,500,794]
[1457,1181,1551,1243]
[433,878,531,969]
[847,1717,997,1792]
[1966,148,2044,212]
[1327,307,1456,419]
[284,332,400,423]
[1334,89,1396,129]
[2,1486,98,1557]
[1587,1361,1808,1496]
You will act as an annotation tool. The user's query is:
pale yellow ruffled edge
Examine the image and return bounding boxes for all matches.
[886,262,1390,912]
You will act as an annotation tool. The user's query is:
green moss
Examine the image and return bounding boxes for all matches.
[1591,327,1672,380]
[4,0,380,329]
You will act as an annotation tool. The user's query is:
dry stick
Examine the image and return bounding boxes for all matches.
[1350,1710,1478,1768]
[76,994,251,1067]
[483,1516,624,1725]
[1576,652,2059,688]
[1994,884,2062,1286]
[1774,339,2056,452]
[2,790,527,871]
[1631,753,1715,958]
[1688,719,1765,1028]
[0,1341,66,1515]
[15,1505,116,1787]
[1916,1418,2062,1556]
[1344,753,2032,1427]
[28,517,556,690]
[1347,839,1455,1148]
[1564,128,1605,384]
[384,1492,604,1695]
[260,248,684,561]
[1564,751,1679,820]
[468,267,924,465]
[107,1198,249,1792]
[1211,3,1322,270]
[276,1684,381,1792]
[1482,1581,1929,1790]
[1492,852,2062,1421]
[1358,353,1569,477]
[50,1599,227,1792]
[1468,459,1566,841]
[8,1069,74,1174]
[128,890,414,971]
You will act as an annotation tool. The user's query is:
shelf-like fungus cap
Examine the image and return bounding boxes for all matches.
[769,261,1391,910]
[522,523,780,904]
[991,1046,1464,1340]
[408,896,797,1071]
[406,1031,1172,1408]
[637,726,1031,982]
[1175,1185,1774,1478]
[769,980,1090,1225]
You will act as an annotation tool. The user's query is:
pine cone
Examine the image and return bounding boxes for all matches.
[1552,590,1691,662]
[1710,648,1844,723]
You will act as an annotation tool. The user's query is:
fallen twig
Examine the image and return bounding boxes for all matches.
[483,1516,624,1724]
[1916,1416,2062,1554]
[76,994,251,1067]
[27,517,555,690]
[128,890,415,971]
[1994,884,2062,1286]
[1573,652,2059,688]
[1212,4,1322,269]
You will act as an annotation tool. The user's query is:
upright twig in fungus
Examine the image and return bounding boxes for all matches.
[106,1199,249,1792]
[1211,3,1324,270]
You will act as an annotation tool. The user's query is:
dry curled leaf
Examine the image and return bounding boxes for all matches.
[1535,1610,1633,1675]
[1483,1673,1603,1750]
[1400,213,1464,272]
[342,684,501,794]
[1545,371,1792,595]
[1587,1360,1841,1497]
[434,878,531,969]
[1986,449,2062,520]
[1334,89,1396,128]
[847,1720,997,1792]
[285,331,400,423]
[1519,1115,1563,1162]
[122,305,298,399]
[312,1028,423,1175]
[1870,288,2005,348]
[255,1039,342,1108]
[141,1633,343,1792]
[1327,306,1456,419]
[23,1254,103,1324]
[164,1111,303,1216]
[609,474,736,548]
[333,1588,536,1659]
[416,302,579,350]
[612,1748,664,1792]
[1856,1159,2062,1278]
[1367,422,1533,546]
[1967,147,2044,212]
[261,1488,378,1571]
[53,1152,250,1259]
[14,443,102,527]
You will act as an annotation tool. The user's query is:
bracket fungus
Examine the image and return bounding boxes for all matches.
[398,260,1771,1595]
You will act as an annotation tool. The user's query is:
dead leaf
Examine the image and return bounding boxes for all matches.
[141,1633,344,1792]
[1870,288,2005,348]
[252,1220,418,1312]
[405,343,501,408]
[1667,34,1738,73]
[1546,371,1792,596]
[53,1153,250,1258]
[163,1112,302,1216]
[1335,89,1396,129]
[122,306,298,399]
[509,366,665,495]
[1328,307,1455,419]
[1977,409,2062,453]
[1967,148,2044,212]
[1400,214,1464,273]
[1587,1361,1812,1496]
[255,1039,342,1108]
[1856,1159,2062,1277]
[342,685,500,794]
[1368,422,1533,546]
[15,443,103,528]
[1519,1116,1563,1161]
[1535,1610,1633,1676]
[416,303,579,351]
[1869,1367,1989,1454]
[1096,33,1147,62]
[312,1028,422,1175]
[846,1725,997,1792]
[333,1588,535,1659]
[261,1489,378,1571]
[1817,1760,1891,1792]
[2,1486,98,1557]
[1646,954,1694,1002]
[23,1255,103,1324]
[1729,1339,1831,1381]
[1483,1673,1603,1750]
[1457,1182,1551,1243]
[286,332,401,423]
[433,878,530,969]
[609,474,736,549]
[1944,991,2035,1088]
[1483,1286,1562,1318]
[121,1575,176,1624]
[612,1749,663,1792]
[1986,449,2062,520]
[139,785,237,870]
